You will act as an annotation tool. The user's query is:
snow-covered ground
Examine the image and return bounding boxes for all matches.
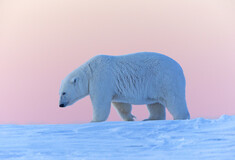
[0,115,235,160]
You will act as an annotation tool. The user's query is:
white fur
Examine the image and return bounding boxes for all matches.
[59,52,190,122]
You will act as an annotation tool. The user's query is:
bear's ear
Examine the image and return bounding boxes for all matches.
[71,77,79,85]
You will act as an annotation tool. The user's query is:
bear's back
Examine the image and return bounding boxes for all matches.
[112,52,182,77]
[90,52,184,84]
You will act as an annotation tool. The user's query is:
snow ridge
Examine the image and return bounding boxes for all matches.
[0,115,235,160]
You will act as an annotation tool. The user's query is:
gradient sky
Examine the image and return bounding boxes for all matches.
[0,0,235,124]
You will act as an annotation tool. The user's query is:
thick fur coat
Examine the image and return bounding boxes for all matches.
[59,52,190,122]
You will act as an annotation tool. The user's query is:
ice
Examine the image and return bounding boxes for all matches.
[0,116,235,160]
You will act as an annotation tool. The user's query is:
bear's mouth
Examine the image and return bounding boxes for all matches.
[59,101,68,108]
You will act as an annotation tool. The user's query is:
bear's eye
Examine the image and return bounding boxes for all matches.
[62,92,66,95]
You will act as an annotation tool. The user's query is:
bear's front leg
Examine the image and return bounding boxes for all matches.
[90,95,112,122]
[112,102,136,121]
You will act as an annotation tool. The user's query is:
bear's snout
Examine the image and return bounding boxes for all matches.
[59,104,65,107]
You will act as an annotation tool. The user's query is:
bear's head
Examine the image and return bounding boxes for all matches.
[59,70,89,108]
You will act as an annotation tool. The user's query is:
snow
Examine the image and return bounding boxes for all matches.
[0,115,235,160]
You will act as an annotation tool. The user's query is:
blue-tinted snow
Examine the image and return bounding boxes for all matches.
[0,115,235,160]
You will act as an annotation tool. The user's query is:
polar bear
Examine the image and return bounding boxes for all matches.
[59,52,190,122]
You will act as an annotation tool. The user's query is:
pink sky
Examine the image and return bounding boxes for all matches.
[0,0,235,124]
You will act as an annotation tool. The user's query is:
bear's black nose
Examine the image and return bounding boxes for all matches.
[59,104,65,107]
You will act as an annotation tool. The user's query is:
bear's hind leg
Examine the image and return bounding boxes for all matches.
[144,103,166,121]
[112,102,135,121]
[167,98,190,120]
